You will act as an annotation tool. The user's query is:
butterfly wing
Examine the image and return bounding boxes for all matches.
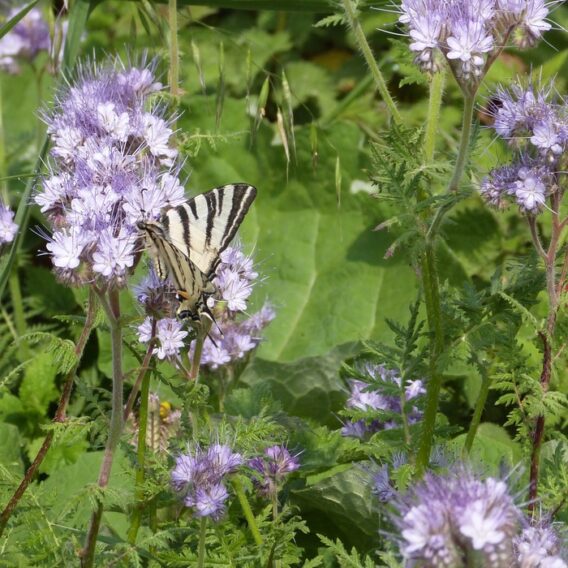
[162,183,257,277]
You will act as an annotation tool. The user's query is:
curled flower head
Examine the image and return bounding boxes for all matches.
[171,443,242,521]
[0,7,50,74]
[35,56,186,287]
[341,362,425,439]
[249,446,300,497]
[0,201,18,245]
[392,468,521,567]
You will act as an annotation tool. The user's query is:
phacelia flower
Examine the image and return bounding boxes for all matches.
[393,469,520,567]
[171,443,242,521]
[138,316,188,360]
[480,79,565,215]
[0,201,18,245]
[248,446,300,497]
[0,7,50,74]
[35,56,186,287]
[196,245,274,370]
[341,362,425,439]
[514,522,567,567]
[398,0,553,89]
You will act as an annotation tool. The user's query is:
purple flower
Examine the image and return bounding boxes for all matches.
[133,268,175,317]
[187,484,229,521]
[514,522,567,567]
[446,17,493,79]
[393,469,520,567]
[513,166,548,212]
[171,443,242,521]
[35,57,185,287]
[194,245,274,371]
[0,201,18,245]
[371,465,396,503]
[397,0,553,87]
[341,363,425,438]
[249,446,300,497]
[0,7,50,74]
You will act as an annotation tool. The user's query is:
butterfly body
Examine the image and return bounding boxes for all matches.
[138,183,257,324]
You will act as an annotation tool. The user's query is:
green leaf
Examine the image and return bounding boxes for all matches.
[0,1,37,40]
[240,343,358,425]
[19,353,58,417]
[0,422,24,475]
[448,423,522,472]
[291,467,380,552]
[181,96,418,361]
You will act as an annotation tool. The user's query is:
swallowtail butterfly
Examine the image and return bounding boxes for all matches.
[138,183,257,325]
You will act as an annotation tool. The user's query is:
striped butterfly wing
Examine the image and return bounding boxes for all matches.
[161,183,257,277]
[140,219,210,300]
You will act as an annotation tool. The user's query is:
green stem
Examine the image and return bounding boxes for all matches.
[82,288,124,567]
[415,243,444,475]
[168,0,179,98]
[424,71,446,163]
[341,0,401,125]
[197,517,207,568]
[232,476,263,546]
[127,326,154,544]
[463,367,490,454]
[446,94,475,193]
[191,319,211,381]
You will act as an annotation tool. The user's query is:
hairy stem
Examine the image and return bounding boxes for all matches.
[191,319,212,381]
[447,94,475,193]
[424,71,446,163]
[123,321,156,422]
[232,475,263,546]
[82,288,123,567]
[197,517,207,568]
[127,342,153,544]
[0,289,98,538]
[463,366,490,454]
[415,243,444,475]
[341,0,401,125]
[528,199,561,513]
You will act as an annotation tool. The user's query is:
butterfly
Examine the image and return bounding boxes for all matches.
[138,183,257,325]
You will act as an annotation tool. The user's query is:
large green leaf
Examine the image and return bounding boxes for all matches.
[290,466,380,553]
[180,96,417,361]
[240,343,358,425]
[0,423,24,476]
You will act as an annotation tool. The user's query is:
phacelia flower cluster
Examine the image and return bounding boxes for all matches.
[138,316,188,360]
[391,468,567,568]
[341,362,425,439]
[0,201,18,245]
[171,443,242,521]
[248,446,300,497]
[35,57,186,286]
[398,0,552,88]
[197,246,275,370]
[480,80,567,214]
[0,7,50,74]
